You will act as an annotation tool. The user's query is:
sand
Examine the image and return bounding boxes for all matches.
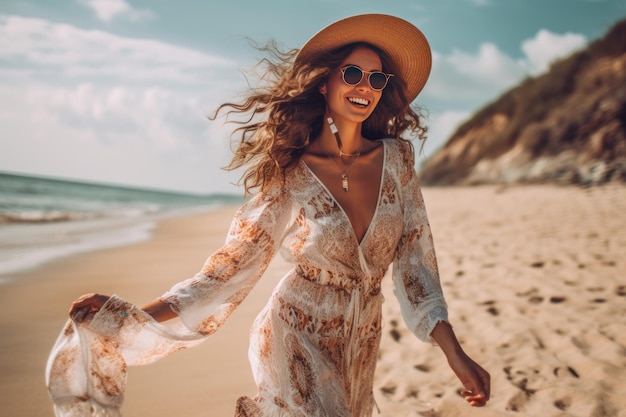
[1,184,625,417]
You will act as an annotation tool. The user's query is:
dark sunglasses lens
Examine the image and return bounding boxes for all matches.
[369,73,388,90]
[343,66,363,85]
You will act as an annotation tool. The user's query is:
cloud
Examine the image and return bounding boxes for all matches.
[0,15,236,85]
[0,81,238,193]
[421,110,471,157]
[25,83,204,149]
[522,29,587,74]
[423,28,587,108]
[78,0,154,22]
[0,15,245,193]
[424,44,525,105]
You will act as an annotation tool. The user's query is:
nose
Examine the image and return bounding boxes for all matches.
[356,75,371,90]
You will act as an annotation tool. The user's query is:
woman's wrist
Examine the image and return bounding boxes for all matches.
[431,321,465,358]
[141,299,178,322]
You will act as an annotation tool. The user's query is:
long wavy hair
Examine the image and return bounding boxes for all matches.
[211,40,428,195]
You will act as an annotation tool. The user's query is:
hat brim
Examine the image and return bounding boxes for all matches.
[296,14,432,103]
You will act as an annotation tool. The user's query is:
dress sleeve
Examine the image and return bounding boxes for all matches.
[160,180,293,335]
[391,141,448,343]
[45,182,293,416]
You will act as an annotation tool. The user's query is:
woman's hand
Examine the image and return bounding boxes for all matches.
[69,294,177,324]
[430,321,491,406]
[69,293,110,323]
[447,349,491,407]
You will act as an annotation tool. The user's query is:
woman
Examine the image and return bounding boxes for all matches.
[47,14,490,417]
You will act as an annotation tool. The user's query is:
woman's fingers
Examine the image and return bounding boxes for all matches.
[463,390,488,406]
[69,293,109,322]
[70,306,92,322]
[458,362,490,407]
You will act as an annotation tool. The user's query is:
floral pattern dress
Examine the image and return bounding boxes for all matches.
[46,139,448,417]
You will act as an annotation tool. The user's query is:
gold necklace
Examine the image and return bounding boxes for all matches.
[323,118,363,192]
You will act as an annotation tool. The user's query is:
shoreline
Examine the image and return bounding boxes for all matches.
[1,185,625,417]
[0,204,234,281]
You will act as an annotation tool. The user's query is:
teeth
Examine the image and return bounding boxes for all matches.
[348,97,369,106]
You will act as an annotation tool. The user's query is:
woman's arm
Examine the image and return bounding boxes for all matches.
[430,321,491,407]
[69,181,291,331]
[69,293,178,323]
[141,298,178,322]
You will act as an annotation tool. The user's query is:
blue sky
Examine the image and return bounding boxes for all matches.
[0,0,624,194]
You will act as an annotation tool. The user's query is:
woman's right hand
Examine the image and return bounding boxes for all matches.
[69,293,110,323]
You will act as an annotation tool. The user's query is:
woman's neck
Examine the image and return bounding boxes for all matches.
[325,116,363,156]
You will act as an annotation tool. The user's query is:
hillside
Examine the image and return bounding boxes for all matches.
[419,19,626,186]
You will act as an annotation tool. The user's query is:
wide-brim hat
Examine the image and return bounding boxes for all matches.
[296,13,432,103]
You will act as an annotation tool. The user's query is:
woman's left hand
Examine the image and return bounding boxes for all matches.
[69,293,110,323]
[447,350,491,407]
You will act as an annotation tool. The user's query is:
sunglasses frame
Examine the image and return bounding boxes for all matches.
[339,65,394,91]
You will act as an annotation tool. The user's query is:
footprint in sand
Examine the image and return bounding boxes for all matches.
[379,384,396,396]
[515,288,546,305]
[506,391,530,412]
[504,366,540,412]
[417,410,441,417]
[405,389,418,399]
[486,306,499,316]
[554,397,572,411]
[414,364,430,372]
[480,300,499,316]
[553,366,580,378]
[388,319,401,342]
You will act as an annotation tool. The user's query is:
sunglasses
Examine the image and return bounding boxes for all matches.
[339,65,394,91]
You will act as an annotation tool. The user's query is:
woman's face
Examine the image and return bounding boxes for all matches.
[321,46,384,125]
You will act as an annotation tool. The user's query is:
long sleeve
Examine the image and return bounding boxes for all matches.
[391,142,448,343]
[160,181,293,334]
[46,181,294,416]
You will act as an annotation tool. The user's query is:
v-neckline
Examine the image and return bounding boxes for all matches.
[300,140,386,246]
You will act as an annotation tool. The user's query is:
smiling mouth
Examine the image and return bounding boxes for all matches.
[348,96,370,106]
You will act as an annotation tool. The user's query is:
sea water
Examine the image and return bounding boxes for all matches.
[0,172,243,280]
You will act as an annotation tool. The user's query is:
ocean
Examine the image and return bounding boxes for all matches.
[0,172,244,280]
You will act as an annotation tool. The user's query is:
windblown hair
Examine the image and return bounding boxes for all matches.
[211,40,428,195]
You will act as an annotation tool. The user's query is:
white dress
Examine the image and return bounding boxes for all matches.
[46,139,448,417]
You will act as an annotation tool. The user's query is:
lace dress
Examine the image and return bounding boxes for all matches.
[46,139,448,417]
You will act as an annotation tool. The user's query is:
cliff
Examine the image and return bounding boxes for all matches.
[419,19,626,186]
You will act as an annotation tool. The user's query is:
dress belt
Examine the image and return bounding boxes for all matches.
[295,264,382,296]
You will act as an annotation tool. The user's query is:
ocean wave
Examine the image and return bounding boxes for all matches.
[0,217,158,277]
[0,203,189,224]
[0,211,93,224]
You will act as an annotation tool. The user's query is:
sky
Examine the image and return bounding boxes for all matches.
[0,0,624,195]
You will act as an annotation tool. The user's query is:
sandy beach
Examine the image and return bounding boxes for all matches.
[1,185,625,417]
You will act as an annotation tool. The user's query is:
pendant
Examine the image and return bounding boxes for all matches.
[342,173,349,192]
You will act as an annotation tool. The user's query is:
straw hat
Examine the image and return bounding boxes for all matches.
[296,14,432,103]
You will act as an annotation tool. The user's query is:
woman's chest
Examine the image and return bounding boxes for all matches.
[288,171,404,267]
